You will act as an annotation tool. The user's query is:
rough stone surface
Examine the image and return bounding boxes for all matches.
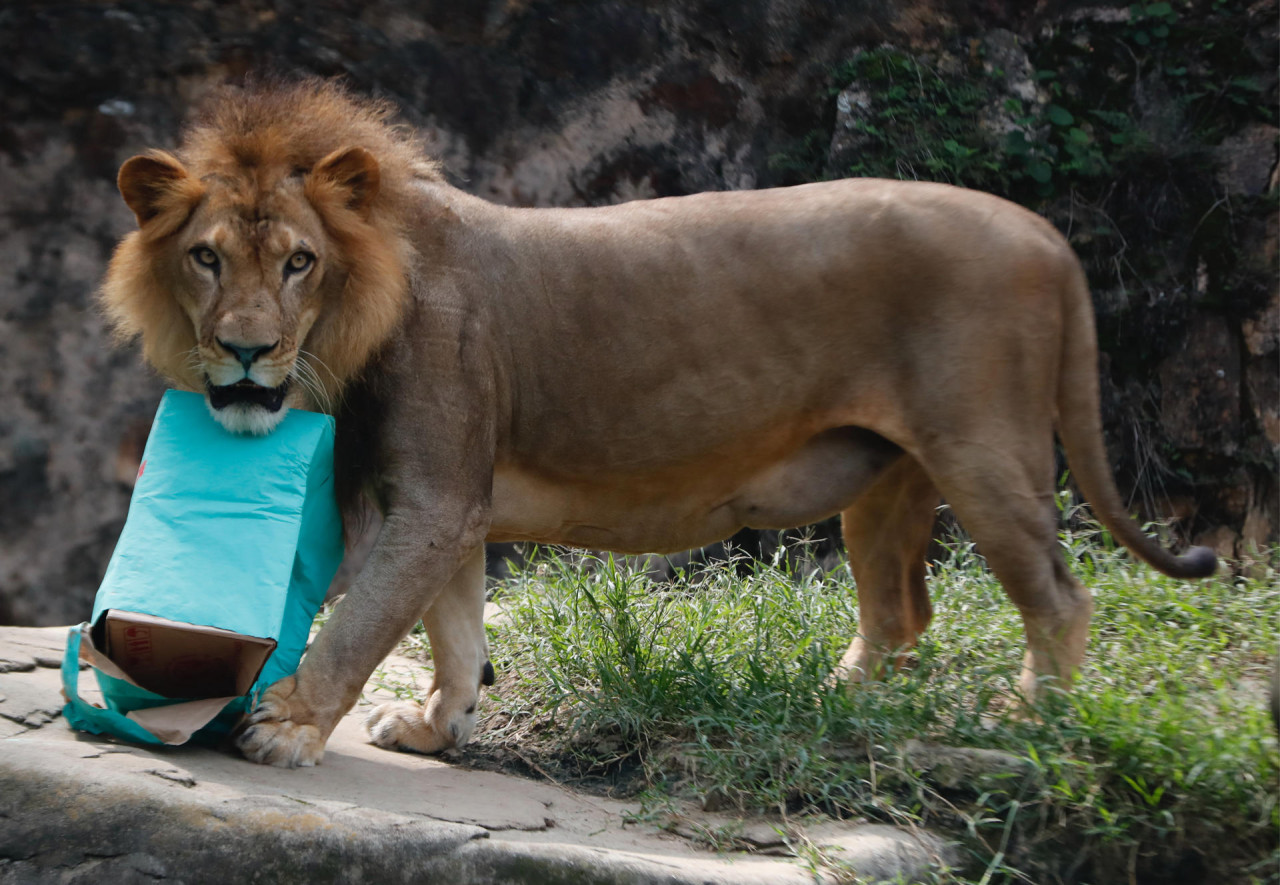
[1214,124,1280,197]
[0,0,970,626]
[1242,290,1279,358]
[0,626,954,885]
[828,81,878,172]
[1159,314,1242,455]
[1245,357,1280,448]
[1,1,1276,625]
[805,823,960,883]
[902,740,1041,794]
[1194,524,1242,561]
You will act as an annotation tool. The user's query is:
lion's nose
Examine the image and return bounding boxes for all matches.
[217,339,279,372]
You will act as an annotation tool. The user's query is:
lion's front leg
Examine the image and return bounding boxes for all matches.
[365,544,491,754]
[235,506,486,767]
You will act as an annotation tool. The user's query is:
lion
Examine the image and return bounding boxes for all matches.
[100,79,1216,768]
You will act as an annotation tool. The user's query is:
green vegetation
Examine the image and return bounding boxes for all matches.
[435,516,1280,884]
[825,47,1013,191]
[819,2,1274,207]
[802,0,1276,326]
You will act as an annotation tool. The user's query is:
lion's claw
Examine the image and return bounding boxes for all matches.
[236,718,324,768]
[247,699,286,725]
[234,678,324,767]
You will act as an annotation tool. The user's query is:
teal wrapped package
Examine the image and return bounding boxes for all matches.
[62,390,343,745]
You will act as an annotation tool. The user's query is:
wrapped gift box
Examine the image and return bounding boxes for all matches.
[62,390,343,745]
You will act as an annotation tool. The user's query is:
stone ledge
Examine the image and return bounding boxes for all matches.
[0,626,953,884]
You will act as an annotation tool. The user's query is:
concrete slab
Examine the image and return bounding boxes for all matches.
[0,626,955,884]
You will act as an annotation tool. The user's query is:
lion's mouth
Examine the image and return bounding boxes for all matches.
[206,377,291,412]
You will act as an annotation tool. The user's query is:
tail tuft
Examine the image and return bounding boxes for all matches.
[1174,545,1218,579]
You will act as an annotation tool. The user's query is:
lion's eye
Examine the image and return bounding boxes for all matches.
[191,246,219,270]
[285,251,314,275]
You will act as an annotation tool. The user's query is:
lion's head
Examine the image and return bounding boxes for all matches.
[101,79,437,434]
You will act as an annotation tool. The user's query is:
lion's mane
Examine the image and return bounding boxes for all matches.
[100,78,440,399]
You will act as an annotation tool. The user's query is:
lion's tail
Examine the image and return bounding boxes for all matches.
[1055,257,1217,579]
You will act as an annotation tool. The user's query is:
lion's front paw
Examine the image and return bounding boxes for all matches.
[235,680,325,768]
[365,700,474,755]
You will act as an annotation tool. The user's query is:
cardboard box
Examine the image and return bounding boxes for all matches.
[99,610,276,699]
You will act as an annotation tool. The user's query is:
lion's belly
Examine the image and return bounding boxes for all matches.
[487,427,902,554]
[486,469,741,553]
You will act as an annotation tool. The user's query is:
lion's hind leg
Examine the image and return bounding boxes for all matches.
[834,455,940,685]
[365,544,492,754]
[920,441,1094,703]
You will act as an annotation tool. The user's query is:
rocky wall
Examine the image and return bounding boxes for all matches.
[1,0,1275,625]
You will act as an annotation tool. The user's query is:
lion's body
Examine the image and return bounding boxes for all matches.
[102,80,1214,768]
[422,180,1064,554]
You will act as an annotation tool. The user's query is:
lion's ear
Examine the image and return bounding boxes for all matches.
[310,146,381,219]
[117,151,201,233]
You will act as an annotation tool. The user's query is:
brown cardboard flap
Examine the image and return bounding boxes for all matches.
[102,610,276,699]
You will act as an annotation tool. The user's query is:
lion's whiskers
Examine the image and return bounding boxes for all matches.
[298,350,344,413]
[303,360,332,411]
[291,362,324,412]
[179,346,204,379]
[293,355,336,415]
[292,370,321,412]
[299,350,340,390]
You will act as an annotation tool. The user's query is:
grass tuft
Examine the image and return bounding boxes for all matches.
[449,520,1279,883]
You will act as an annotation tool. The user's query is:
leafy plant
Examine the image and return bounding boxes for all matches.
[831,48,1006,189]
[1127,2,1179,48]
